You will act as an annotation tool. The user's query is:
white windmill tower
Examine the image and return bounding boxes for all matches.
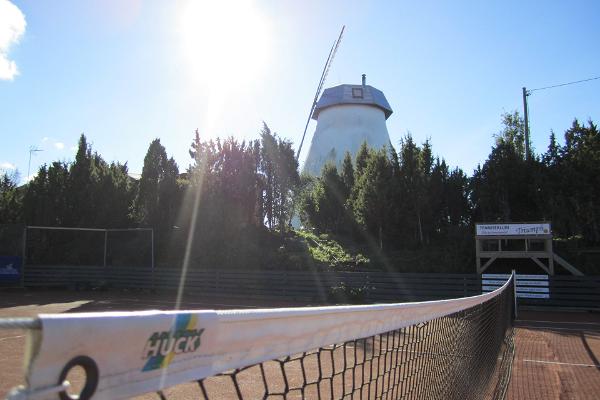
[302,75,393,175]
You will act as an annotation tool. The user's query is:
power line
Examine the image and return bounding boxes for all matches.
[529,75,600,93]
[522,74,598,160]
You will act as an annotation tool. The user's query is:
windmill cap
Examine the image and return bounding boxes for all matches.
[312,84,393,120]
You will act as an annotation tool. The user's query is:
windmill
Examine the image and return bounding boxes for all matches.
[296,26,345,161]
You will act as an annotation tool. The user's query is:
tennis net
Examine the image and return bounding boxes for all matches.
[7,275,514,400]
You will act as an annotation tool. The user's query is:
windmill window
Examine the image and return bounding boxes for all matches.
[352,88,363,98]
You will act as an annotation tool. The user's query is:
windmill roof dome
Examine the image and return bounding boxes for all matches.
[312,84,393,120]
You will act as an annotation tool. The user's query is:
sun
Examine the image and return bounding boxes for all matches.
[179,0,271,92]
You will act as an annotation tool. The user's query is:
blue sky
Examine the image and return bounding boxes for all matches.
[1,0,599,183]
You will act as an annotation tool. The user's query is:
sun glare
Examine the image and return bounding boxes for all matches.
[180,0,270,91]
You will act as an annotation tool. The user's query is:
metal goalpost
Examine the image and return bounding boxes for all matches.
[21,226,154,288]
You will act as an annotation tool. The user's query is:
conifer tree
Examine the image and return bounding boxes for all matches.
[134,139,179,233]
[353,148,393,250]
[0,171,21,223]
[340,151,354,201]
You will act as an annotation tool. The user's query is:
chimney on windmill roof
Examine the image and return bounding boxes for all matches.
[362,74,366,86]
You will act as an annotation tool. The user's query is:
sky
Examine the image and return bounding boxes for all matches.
[1,0,599,183]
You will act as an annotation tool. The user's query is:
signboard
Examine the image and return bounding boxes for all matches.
[482,274,550,299]
[0,256,21,282]
[476,223,551,236]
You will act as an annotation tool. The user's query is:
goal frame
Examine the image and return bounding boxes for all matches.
[21,226,154,288]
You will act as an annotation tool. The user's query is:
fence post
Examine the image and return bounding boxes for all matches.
[103,230,108,268]
[21,226,27,288]
[151,229,155,291]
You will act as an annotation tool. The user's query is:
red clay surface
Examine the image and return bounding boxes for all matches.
[1,289,599,399]
[508,310,600,400]
[0,288,304,398]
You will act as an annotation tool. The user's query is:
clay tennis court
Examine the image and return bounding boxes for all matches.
[1,289,598,399]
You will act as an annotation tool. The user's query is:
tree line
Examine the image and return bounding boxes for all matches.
[297,113,599,272]
[0,124,299,268]
[0,113,598,271]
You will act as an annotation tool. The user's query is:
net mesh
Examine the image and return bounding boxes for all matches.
[151,279,514,400]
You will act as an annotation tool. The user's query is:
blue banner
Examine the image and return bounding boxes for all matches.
[0,256,21,282]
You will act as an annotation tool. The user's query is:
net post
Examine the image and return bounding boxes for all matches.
[511,269,518,319]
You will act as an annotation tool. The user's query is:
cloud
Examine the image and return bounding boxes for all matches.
[54,142,65,150]
[42,136,49,142]
[0,0,26,81]
[0,161,16,170]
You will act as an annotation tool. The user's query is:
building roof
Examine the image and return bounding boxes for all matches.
[312,84,393,120]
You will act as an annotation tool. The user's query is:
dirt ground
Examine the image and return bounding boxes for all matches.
[1,289,599,399]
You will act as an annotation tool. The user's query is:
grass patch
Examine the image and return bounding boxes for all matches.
[294,229,369,268]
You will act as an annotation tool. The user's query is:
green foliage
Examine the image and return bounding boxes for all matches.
[295,229,369,268]
[22,134,136,228]
[303,163,347,233]
[302,113,599,273]
[340,151,354,196]
[494,111,530,159]
[0,171,21,223]
[260,124,300,233]
[353,147,393,249]
[540,120,600,243]
[300,134,474,262]
[328,283,370,304]
[170,124,300,269]
[133,139,180,231]
[1,111,599,273]
[470,142,539,222]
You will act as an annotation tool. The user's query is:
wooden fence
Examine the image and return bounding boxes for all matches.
[21,265,600,310]
[483,273,600,310]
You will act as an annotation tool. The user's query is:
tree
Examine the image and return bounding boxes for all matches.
[353,148,393,250]
[558,119,600,242]
[259,123,299,233]
[296,172,317,228]
[305,163,346,233]
[354,141,370,179]
[68,134,94,226]
[23,162,70,226]
[133,139,179,230]
[397,134,424,245]
[0,171,21,224]
[470,112,541,223]
[340,151,354,200]
[494,111,529,160]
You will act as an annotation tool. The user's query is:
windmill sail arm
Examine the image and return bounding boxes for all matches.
[297,25,345,160]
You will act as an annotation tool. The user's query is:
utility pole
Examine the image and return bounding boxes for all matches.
[522,87,530,161]
[521,76,600,162]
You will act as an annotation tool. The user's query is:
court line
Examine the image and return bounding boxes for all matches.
[516,325,600,332]
[516,319,600,326]
[0,335,24,342]
[523,359,600,368]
